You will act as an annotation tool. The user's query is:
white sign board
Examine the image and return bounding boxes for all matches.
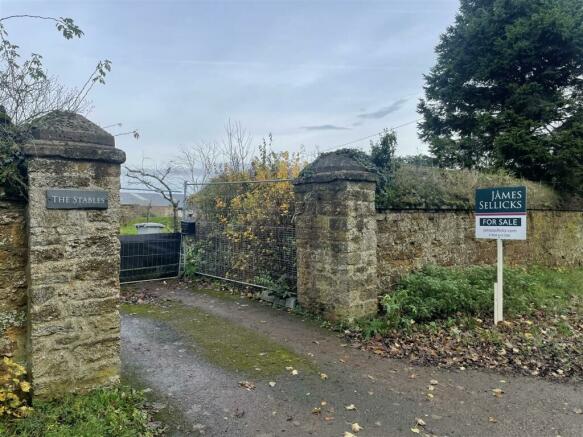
[475,186,527,240]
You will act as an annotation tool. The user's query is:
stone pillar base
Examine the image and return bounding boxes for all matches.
[293,151,379,321]
[23,111,125,398]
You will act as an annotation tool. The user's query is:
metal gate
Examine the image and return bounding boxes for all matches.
[119,233,182,283]
[182,179,297,296]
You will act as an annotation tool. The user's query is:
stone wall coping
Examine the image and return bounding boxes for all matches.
[294,170,378,186]
[29,111,115,147]
[293,150,378,186]
[22,140,126,164]
[376,207,583,214]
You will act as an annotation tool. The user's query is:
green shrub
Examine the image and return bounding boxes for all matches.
[254,273,294,299]
[354,318,390,340]
[381,165,568,210]
[381,265,583,327]
[0,386,158,437]
[183,241,205,278]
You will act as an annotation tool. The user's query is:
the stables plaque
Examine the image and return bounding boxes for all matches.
[46,189,108,209]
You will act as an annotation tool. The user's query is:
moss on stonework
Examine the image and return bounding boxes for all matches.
[0,310,26,334]
[121,302,316,377]
[189,286,242,302]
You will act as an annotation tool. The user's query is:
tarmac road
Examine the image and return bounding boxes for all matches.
[121,281,583,436]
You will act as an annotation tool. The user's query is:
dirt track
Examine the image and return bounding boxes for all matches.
[121,280,583,436]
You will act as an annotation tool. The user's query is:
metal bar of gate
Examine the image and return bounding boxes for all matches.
[119,233,182,284]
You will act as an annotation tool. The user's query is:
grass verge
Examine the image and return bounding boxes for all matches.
[120,216,174,235]
[347,266,583,380]
[0,386,160,437]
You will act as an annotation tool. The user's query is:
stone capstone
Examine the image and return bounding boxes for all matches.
[294,151,379,321]
[24,111,125,399]
[29,111,115,147]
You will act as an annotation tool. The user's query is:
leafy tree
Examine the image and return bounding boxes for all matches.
[395,154,436,167]
[418,0,583,193]
[370,130,399,209]
[370,129,397,174]
[187,134,305,294]
[0,15,111,199]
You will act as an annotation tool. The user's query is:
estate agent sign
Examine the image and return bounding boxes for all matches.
[46,189,108,210]
[475,186,527,325]
[475,186,527,240]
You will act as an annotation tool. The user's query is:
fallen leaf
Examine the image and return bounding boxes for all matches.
[320,373,328,380]
[344,432,357,437]
[351,422,363,432]
[345,404,357,411]
[411,427,420,433]
[285,366,293,371]
[311,407,321,415]
[488,416,497,423]
[430,379,439,385]
[492,388,504,397]
[426,393,434,400]
[291,369,299,376]
[238,381,255,391]
[268,381,276,387]
[416,418,426,426]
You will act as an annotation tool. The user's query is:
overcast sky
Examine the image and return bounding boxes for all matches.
[1,0,459,167]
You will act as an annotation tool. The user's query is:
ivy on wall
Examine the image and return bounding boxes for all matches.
[0,109,28,201]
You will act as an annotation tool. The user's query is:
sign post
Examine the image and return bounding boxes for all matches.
[475,186,527,324]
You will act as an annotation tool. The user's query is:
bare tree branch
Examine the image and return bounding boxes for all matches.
[220,119,254,174]
[124,160,182,232]
[0,15,108,125]
[180,141,220,186]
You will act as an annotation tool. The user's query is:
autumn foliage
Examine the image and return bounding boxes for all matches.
[186,143,305,295]
[0,357,31,418]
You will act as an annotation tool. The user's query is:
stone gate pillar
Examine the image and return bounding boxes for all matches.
[22,111,126,398]
[293,151,378,321]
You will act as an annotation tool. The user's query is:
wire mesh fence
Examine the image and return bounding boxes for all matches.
[119,233,182,283]
[183,179,297,296]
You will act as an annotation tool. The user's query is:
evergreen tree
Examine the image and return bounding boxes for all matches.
[418,0,583,193]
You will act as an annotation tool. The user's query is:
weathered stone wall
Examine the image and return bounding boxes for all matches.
[18,110,126,399]
[296,180,378,320]
[377,209,583,291]
[294,150,381,321]
[25,157,123,397]
[0,201,27,362]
